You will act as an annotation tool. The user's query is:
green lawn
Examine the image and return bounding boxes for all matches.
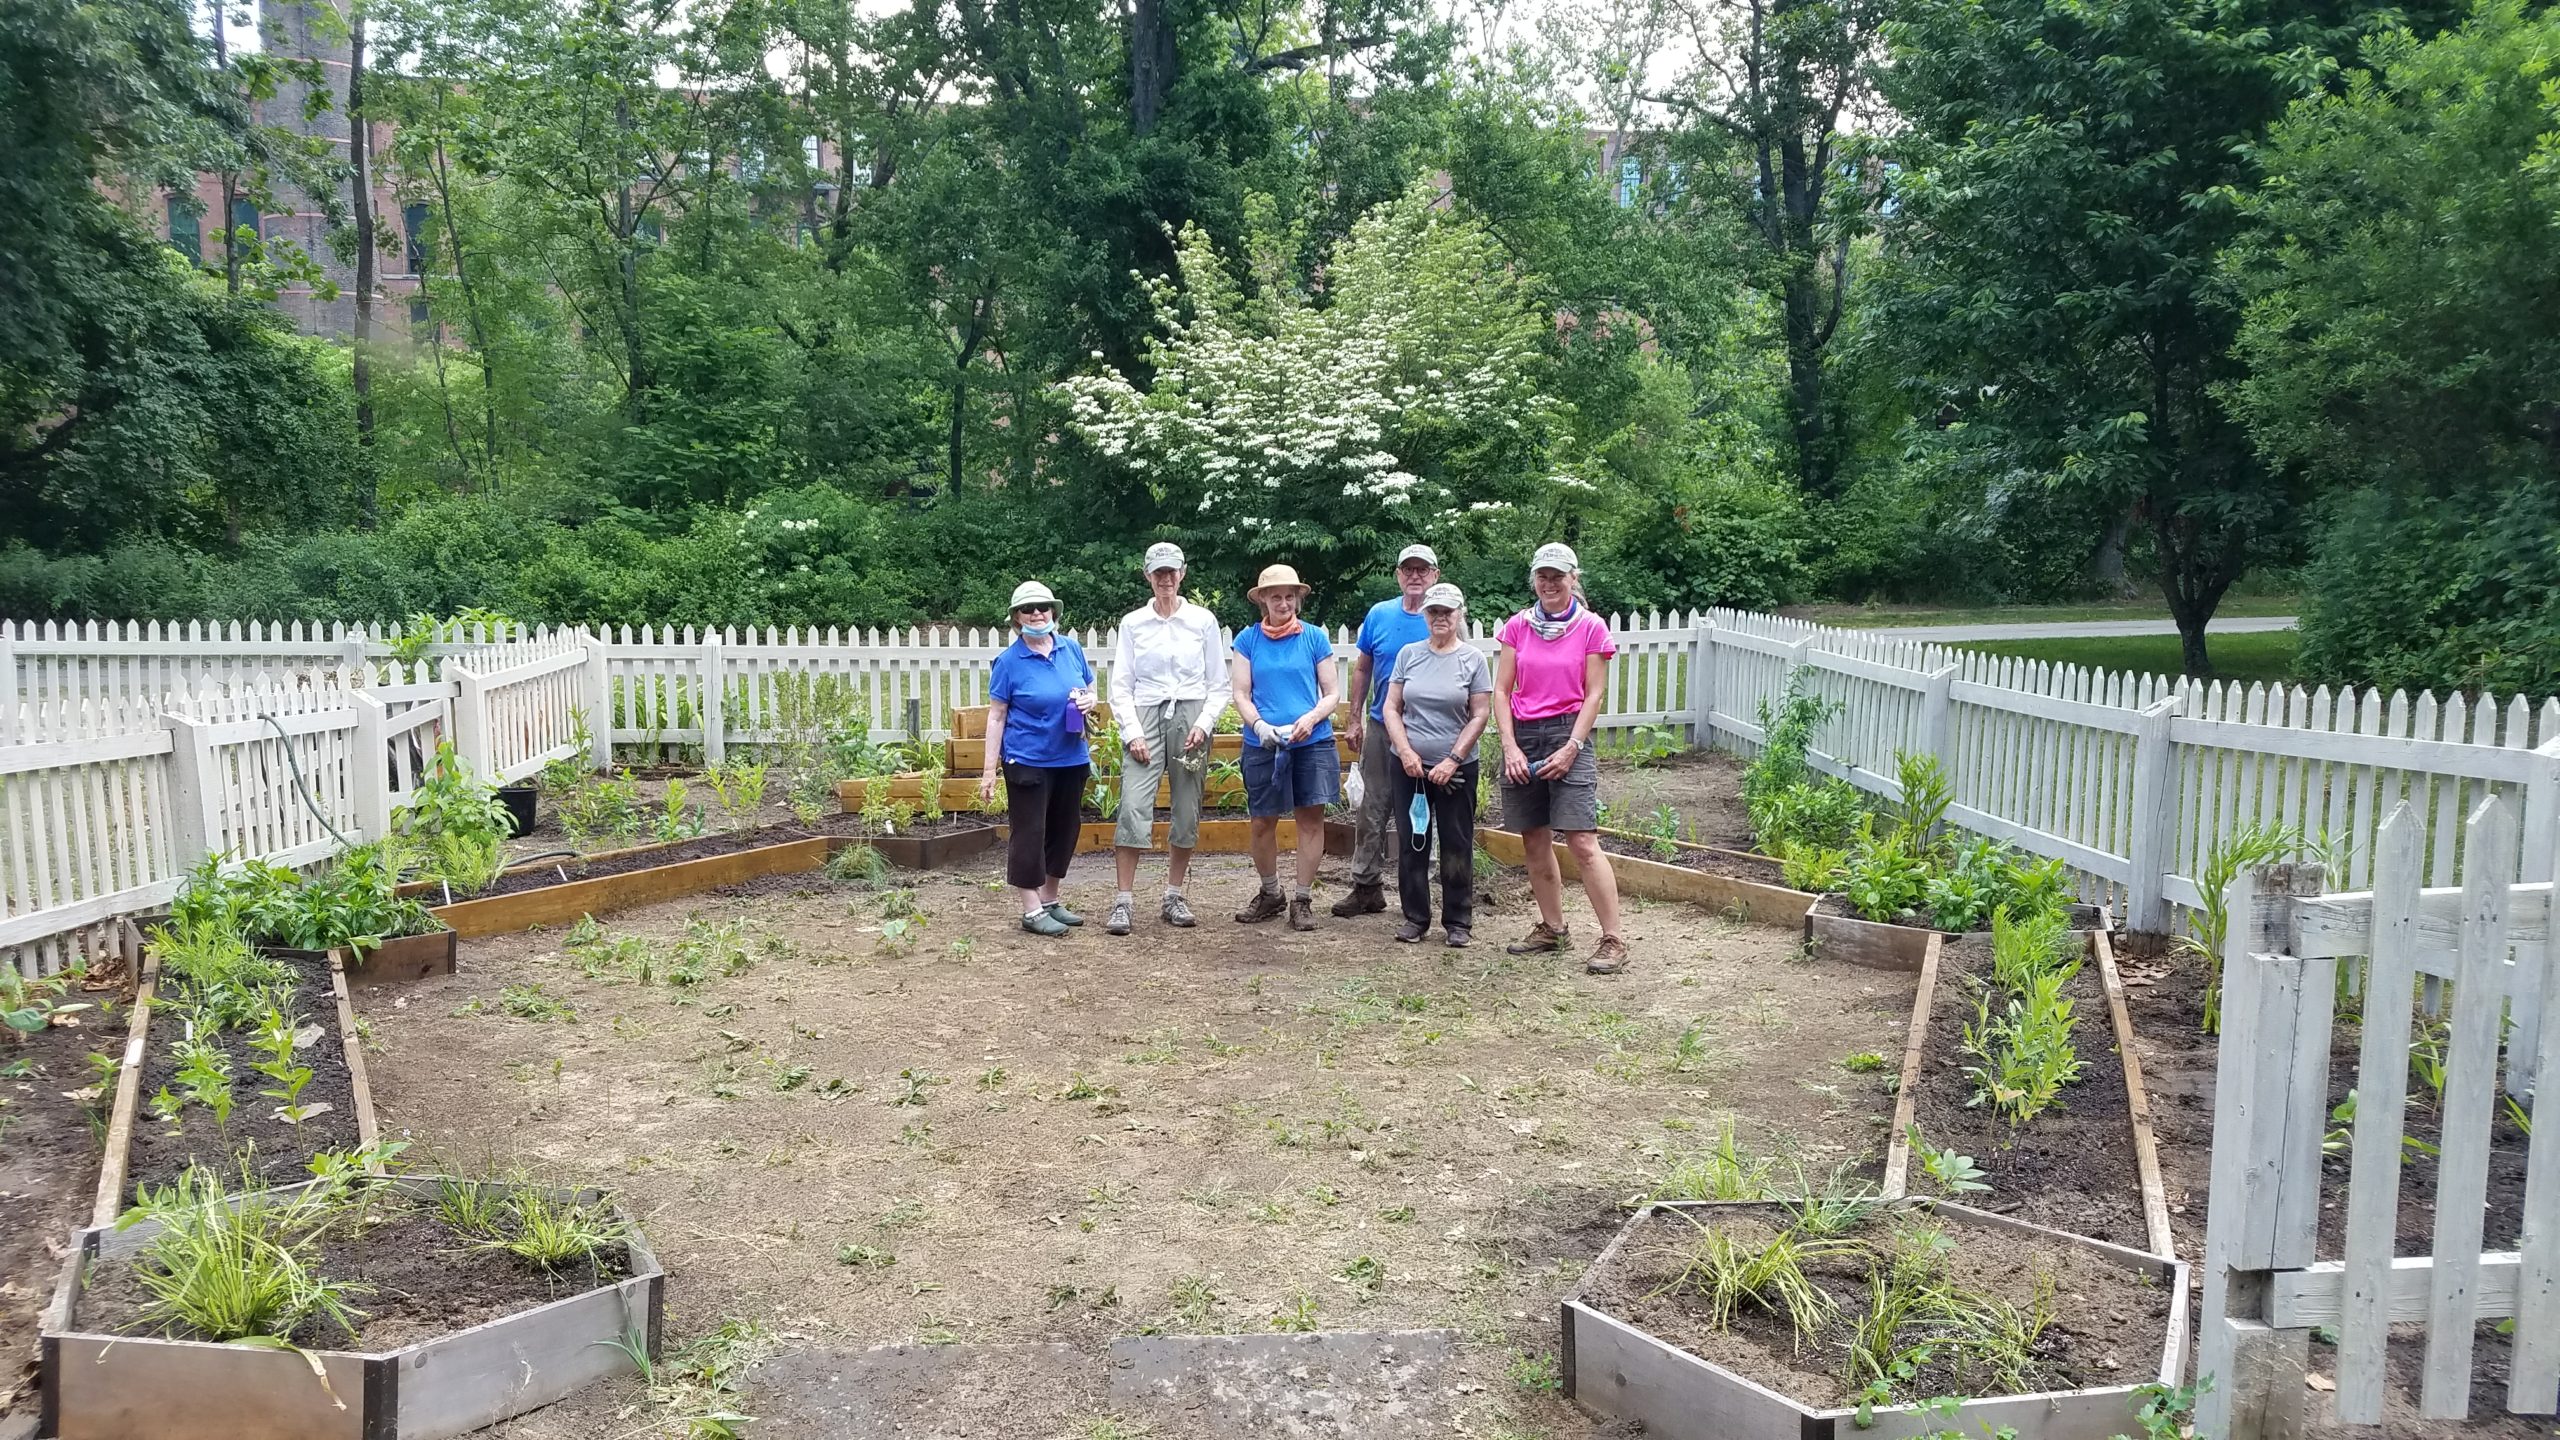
[1952,630,2300,686]
[1794,595,2301,629]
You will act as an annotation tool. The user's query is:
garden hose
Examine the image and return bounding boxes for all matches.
[261,713,357,853]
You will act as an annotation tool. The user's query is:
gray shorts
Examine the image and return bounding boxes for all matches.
[1115,697,1208,850]
[1500,714,1600,833]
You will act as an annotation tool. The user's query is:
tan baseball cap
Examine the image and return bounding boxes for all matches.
[1396,543,1440,569]
[1421,582,1466,611]
[1143,542,1185,574]
[1247,564,1309,602]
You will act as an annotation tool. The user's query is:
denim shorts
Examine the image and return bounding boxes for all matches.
[1242,741,1342,817]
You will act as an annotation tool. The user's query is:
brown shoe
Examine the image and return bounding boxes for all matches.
[1235,889,1286,924]
[1505,921,1572,956]
[1330,882,1387,918]
[1586,935,1632,975]
[1288,895,1318,931]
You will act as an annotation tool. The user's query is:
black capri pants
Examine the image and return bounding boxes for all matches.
[1004,762,1091,890]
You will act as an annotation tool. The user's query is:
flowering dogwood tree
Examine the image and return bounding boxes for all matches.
[1059,181,1563,607]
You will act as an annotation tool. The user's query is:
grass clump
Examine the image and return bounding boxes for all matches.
[119,1165,366,1343]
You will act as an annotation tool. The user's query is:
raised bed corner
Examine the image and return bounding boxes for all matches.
[42,1176,662,1440]
[1563,1200,2188,1440]
[854,821,1001,870]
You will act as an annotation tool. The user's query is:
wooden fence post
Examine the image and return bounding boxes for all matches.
[450,660,492,784]
[2196,861,2331,1440]
[349,692,392,843]
[0,632,17,745]
[162,712,223,871]
[1919,663,1958,770]
[2125,694,2183,933]
[1690,617,1718,751]
[700,633,726,767]
[581,631,612,773]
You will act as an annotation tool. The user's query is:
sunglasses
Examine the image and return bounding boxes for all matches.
[1015,604,1055,616]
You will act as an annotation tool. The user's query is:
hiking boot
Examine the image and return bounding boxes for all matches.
[1045,901,1085,927]
[1394,921,1428,943]
[1021,910,1070,938]
[1235,889,1287,924]
[1162,894,1197,928]
[1331,882,1388,918]
[1443,925,1472,949]
[1106,898,1134,936]
[1505,921,1572,956]
[1288,895,1318,931]
[1586,935,1632,975]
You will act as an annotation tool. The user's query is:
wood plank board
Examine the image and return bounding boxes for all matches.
[1880,934,1941,1201]
[89,959,158,1228]
[428,836,832,938]
[1476,830,1819,929]
[2093,930,2178,1260]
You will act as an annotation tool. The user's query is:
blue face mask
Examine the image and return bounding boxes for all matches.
[1020,620,1054,637]
[1409,791,1431,836]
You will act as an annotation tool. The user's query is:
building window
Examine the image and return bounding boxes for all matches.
[1618,156,1643,207]
[803,135,822,170]
[229,198,261,245]
[167,197,201,264]
[403,202,429,274]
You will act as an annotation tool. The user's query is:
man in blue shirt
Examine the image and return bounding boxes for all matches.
[1335,543,1440,917]
[1231,564,1344,931]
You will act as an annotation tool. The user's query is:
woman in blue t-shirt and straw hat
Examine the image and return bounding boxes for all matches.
[1230,564,1344,932]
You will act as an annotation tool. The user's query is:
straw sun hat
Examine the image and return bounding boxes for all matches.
[1246,565,1310,603]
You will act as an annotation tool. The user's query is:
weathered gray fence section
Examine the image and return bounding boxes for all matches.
[2195,799,2555,1438]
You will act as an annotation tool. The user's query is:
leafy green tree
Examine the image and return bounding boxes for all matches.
[1060,181,1558,615]
[2229,0,2560,689]
[1873,0,2373,673]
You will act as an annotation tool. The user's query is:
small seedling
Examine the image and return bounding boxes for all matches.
[1907,1123,1992,1195]
[1506,1350,1562,1393]
[1842,1051,1890,1074]
[836,1244,896,1269]
[1269,1294,1320,1332]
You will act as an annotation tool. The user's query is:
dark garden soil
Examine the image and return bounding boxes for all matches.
[1579,1205,2173,1410]
[2115,942,2552,1437]
[1905,934,2149,1251]
[475,812,997,900]
[124,951,361,1203]
[1594,831,1793,888]
[77,1192,633,1351]
[1599,749,1758,851]
[0,1010,119,1414]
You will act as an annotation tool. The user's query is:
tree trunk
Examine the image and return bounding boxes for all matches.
[214,5,240,296]
[1129,0,1177,136]
[348,0,378,525]
[2151,501,2240,678]
[2090,504,2136,595]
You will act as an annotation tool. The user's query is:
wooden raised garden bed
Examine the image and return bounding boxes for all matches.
[1806,896,2110,974]
[266,927,458,990]
[1018,817,1298,856]
[41,1175,662,1440]
[1877,929,2174,1258]
[1564,1199,2188,1440]
[1478,829,1819,929]
[100,950,379,1223]
[856,818,1002,870]
[428,834,835,937]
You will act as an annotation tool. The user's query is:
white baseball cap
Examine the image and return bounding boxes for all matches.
[1396,543,1440,569]
[1530,542,1580,574]
[1008,579,1059,611]
[1421,583,1466,611]
[1143,542,1185,574]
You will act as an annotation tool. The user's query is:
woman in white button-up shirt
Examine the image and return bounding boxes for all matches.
[1101,542,1234,936]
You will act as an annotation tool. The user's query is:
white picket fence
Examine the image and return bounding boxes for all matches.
[2197,797,2555,1438]
[6,609,2558,976]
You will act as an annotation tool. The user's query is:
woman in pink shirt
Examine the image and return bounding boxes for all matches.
[1493,542,1628,973]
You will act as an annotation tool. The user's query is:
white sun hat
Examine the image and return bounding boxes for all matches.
[1008,579,1060,612]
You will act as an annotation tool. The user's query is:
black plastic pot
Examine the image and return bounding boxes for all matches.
[497,784,539,838]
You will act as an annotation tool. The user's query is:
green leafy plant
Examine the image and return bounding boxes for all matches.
[1886,751,1953,860]
[118,1164,367,1343]
[472,1187,630,1271]
[1836,826,1932,922]
[1906,1124,1991,1194]
[2178,822,2310,1032]
[559,769,648,847]
[392,741,513,896]
[1623,723,1684,767]
[1643,802,1684,860]
[1781,842,1849,893]
[1660,1214,1852,1351]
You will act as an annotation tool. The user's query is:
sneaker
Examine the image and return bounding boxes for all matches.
[1045,901,1085,927]
[1586,935,1632,975]
[1106,899,1134,936]
[1021,910,1070,938]
[1288,896,1317,931]
[1235,889,1287,924]
[1443,925,1472,949]
[1394,921,1428,943]
[1330,882,1388,918]
[1505,921,1572,956]
[1162,894,1197,928]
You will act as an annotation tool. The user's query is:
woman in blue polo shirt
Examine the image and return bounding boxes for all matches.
[979,579,1098,936]
[1230,564,1343,932]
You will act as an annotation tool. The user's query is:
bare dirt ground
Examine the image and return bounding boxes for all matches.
[360,840,1912,1439]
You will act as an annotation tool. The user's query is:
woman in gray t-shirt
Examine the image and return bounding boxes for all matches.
[1381,583,1493,946]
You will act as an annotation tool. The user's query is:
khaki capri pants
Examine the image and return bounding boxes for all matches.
[1114,697,1209,850]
